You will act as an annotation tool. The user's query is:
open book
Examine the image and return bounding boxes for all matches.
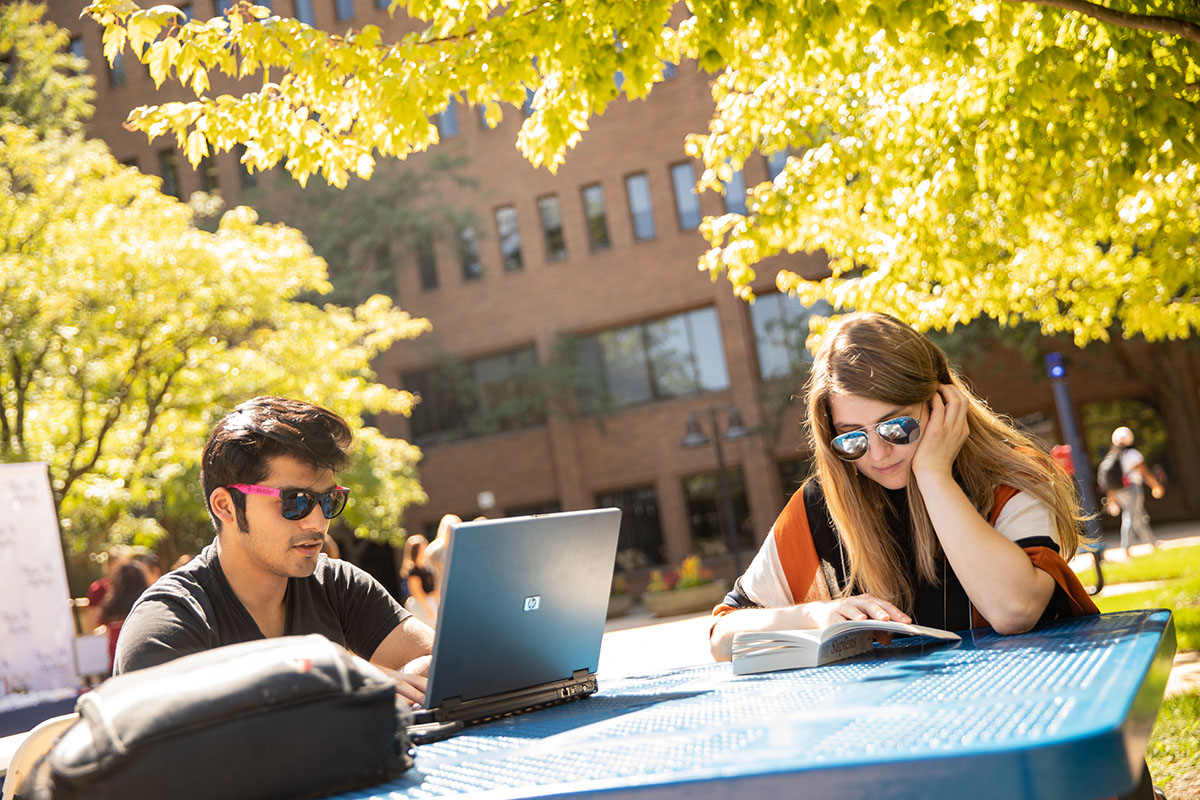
[731,620,960,675]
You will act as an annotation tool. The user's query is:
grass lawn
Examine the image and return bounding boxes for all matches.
[1148,692,1200,795]
[1077,544,1200,796]
[1076,544,1200,587]
[1081,545,1200,652]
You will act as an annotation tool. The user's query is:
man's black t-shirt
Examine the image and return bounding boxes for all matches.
[114,543,409,674]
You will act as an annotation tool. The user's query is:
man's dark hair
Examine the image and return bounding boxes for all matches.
[201,396,353,531]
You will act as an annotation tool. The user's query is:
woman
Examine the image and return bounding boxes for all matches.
[99,562,150,673]
[400,534,438,626]
[711,312,1097,660]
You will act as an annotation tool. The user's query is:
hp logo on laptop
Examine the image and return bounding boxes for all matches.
[523,595,541,612]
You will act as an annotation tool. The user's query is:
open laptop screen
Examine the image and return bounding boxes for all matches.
[424,508,621,713]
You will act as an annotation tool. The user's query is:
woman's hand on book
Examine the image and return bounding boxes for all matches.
[806,595,911,644]
[807,595,910,627]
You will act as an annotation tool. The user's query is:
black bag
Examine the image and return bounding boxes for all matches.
[16,634,414,800]
[1097,447,1127,492]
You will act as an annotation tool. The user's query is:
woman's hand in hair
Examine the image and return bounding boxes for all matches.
[912,384,969,479]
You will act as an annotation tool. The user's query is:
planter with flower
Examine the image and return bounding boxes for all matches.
[640,555,729,618]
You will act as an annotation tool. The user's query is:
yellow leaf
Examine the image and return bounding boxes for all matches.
[191,66,210,95]
[101,25,127,65]
[149,41,173,87]
[126,12,161,56]
[185,129,209,166]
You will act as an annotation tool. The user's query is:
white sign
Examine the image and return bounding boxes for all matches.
[0,463,78,698]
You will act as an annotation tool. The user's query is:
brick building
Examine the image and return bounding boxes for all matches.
[46,0,1199,587]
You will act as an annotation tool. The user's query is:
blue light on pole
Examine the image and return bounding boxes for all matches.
[1045,352,1067,380]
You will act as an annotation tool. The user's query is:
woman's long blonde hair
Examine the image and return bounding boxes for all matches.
[804,312,1087,613]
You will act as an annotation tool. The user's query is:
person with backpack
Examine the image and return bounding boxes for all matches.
[1100,426,1165,553]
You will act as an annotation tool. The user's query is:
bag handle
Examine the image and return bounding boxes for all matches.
[77,692,128,761]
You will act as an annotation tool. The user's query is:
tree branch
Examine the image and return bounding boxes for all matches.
[1007,0,1200,44]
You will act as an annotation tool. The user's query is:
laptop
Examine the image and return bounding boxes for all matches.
[421,507,621,726]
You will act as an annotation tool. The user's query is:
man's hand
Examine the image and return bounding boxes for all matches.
[379,668,427,707]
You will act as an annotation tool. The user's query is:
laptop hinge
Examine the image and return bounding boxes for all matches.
[436,672,598,725]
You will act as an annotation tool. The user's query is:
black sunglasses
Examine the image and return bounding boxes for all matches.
[830,416,922,461]
[226,484,350,520]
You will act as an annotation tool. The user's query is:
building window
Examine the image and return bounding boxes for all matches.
[749,292,832,380]
[178,3,194,19]
[669,162,701,230]
[158,149,181,198]
[595,485,665,570]
[198,155,220,193]
[494,206,523,272]
[576,307,729,410]
[458,226,482,281]
[405,346,546,443]
[683,468,755,558]
[334,0,354,20]
[778,457,810,502]
[522,87,535,117]
[581,183,611,251]
[436,99,460,138]
[416,233,438,291]
[293,0,315,24]
[375,0,389,8]
[765,150,789,181]
[214,0,233,15]
[107,50,127,88]
[661,60,677,79]
[68,36,86,64]
[234,144,257,189]
[624,172,656,241]
[723,164,748,215]
[537,195,567,262]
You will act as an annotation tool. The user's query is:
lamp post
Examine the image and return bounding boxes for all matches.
[1045,352,1105,593]
[682,406,751,575]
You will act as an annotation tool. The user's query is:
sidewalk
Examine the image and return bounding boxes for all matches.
[602,517,1200,694]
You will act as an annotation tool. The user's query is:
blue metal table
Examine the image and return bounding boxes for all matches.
[339,610,1175,800]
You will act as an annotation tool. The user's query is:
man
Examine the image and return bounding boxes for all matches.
[114,396,433,705]
[1103,426,1166,553]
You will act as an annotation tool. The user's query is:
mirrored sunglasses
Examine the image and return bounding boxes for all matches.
[830,416,922,461]
[226,483,350,520]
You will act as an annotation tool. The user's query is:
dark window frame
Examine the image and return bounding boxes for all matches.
[537,195,567,262]
[581,183,611,251]
[624,172,656,242]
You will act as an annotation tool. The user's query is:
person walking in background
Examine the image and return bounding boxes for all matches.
[401,534,438,626]
[99,562,150,673]
[1100,426,1165,552]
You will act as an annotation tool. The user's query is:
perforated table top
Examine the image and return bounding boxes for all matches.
[337,610,1174,800]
